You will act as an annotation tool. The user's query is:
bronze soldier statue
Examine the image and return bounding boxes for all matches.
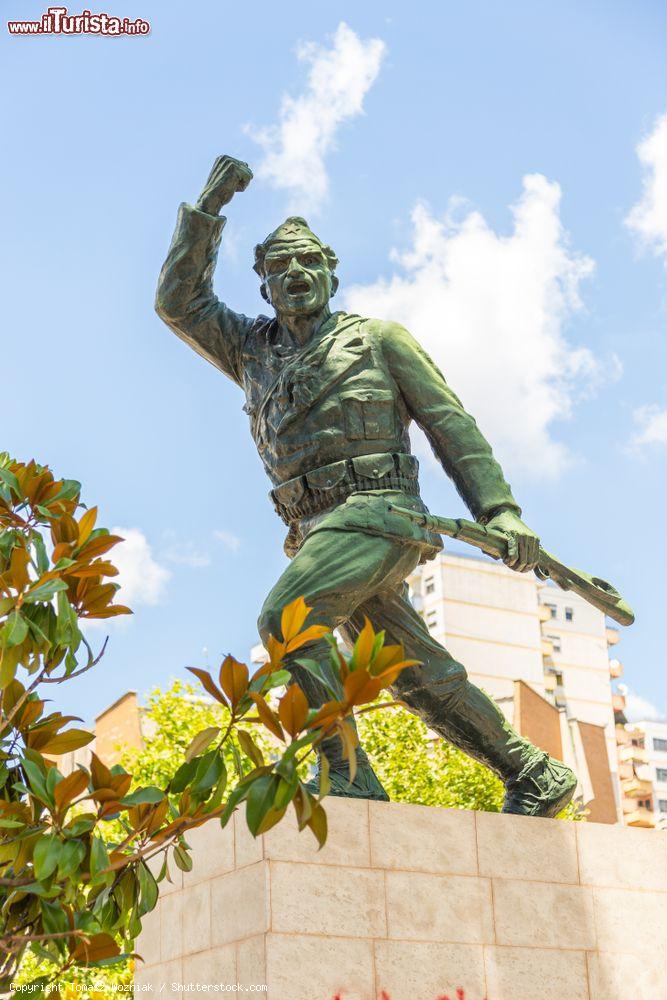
[156,155,577,816]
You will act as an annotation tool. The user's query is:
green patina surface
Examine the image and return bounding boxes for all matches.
[155,155,577,817]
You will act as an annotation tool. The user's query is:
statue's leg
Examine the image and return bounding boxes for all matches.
[257,527,419,801]
[343,583,576,817]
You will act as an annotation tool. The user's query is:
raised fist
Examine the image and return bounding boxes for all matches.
[196,155,253,216]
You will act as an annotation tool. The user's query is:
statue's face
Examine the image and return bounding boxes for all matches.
[261,239,335,316]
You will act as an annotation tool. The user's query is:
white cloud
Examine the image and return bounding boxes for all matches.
[111,527,170,606]
[621,686,664,723]
[214,529,241,553]
[626,112,667,261]
[343,174,605,478]
[245,22,386,214]
[631,404,667,449]
[162,530,211,568]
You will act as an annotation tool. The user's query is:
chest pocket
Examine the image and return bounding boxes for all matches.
[340,388,396,440]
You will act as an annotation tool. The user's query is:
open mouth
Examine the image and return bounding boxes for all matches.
[287,279,310,294]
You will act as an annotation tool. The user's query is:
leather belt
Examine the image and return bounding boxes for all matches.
[270,452,420,526]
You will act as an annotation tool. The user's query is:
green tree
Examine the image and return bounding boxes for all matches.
[1,455,413,992]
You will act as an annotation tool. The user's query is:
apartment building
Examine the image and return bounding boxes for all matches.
[615,719,667,829]
[408,548,622,822]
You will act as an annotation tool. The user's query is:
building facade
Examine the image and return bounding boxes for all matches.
[408,548,622,822]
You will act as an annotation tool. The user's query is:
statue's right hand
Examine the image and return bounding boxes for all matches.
[196,155,253,216]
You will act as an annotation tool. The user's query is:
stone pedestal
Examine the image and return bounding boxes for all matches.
[135,799,667,999]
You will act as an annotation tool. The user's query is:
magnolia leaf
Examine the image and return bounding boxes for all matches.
[137,860,159,915]
[186,667,228,706]
[120,786,165,807]
[23,579,69,605]
[77,506,98,548]
[294,658,339,699]
[278,684,309,739]
[173,844,193,872]
[248,694,285,742]
[280,596,310,643]
[33,835,62,880]
[71,932,120,966]
[38,729,94,755]
[3,610,28,647]
[351,617,376,670]
[245,774,279,836]
[285,623,329,654]
[219,655,249,709]
[184,726,220,763]
[306,801,328,849]
[237,729,264,768]
[54,768,88,812]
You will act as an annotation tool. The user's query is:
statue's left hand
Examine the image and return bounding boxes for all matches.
[486,509,540,573]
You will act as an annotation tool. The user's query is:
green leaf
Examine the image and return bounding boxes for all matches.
[0,467,20,496]
[0,597,15,617]
[137,860,159,915]
[40,899,68,938]
[173,843,193,872]
[250,668,291,693]
[294,658,339,699]
[33,835,62,880]
[245,774,279,836]
[22,758,50,804]
[119,786,165,807]
[184,726,220,763]
[191,750,225,797]
[169,758,198,795]
[90,836,110,879]
[32,532,49,575]
[3,610,28,647]
[23,579,68,604]
[306,801,328,849]
[219,782,251,828]
[273,774,299,811]
[237,729,264,768]
[57,838,86,879]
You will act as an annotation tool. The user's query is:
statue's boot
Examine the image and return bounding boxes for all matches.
[403,677,576,818]
[501,754,577,817]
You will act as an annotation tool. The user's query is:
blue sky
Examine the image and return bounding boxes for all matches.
[2,1,667,723]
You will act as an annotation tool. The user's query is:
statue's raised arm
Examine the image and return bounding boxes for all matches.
[155,155,255,385]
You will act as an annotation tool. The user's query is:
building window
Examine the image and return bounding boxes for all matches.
[639,799,653,810]
[544,603,557,619]
[426,611,438,627]
[660,800,667,814]
[546,634,562,653]
[565,607,574,622]
[657,768,667,783]
[425,576,435,595]
[654,739,667,753]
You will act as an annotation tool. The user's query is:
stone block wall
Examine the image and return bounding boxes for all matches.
[135,799,667,999]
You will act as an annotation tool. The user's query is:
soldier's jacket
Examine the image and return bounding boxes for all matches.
[156,204,520,551]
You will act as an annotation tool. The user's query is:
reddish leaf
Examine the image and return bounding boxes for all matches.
[278,684,308,738]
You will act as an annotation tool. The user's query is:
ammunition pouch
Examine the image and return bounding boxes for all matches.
[270,452,420,526]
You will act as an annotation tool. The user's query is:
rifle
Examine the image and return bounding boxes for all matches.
[388,505,634,627]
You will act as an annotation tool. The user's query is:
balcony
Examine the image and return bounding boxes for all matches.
[623,806,656,828]
[541,638,555,656]
[612,693,626,713]
[618,744,649,765]
[538,604,553,623]
[606,626,620,647]
[609,658,623,679]
[622,777,654,799]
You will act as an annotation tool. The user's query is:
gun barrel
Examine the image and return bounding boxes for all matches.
[389,504,634,628]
